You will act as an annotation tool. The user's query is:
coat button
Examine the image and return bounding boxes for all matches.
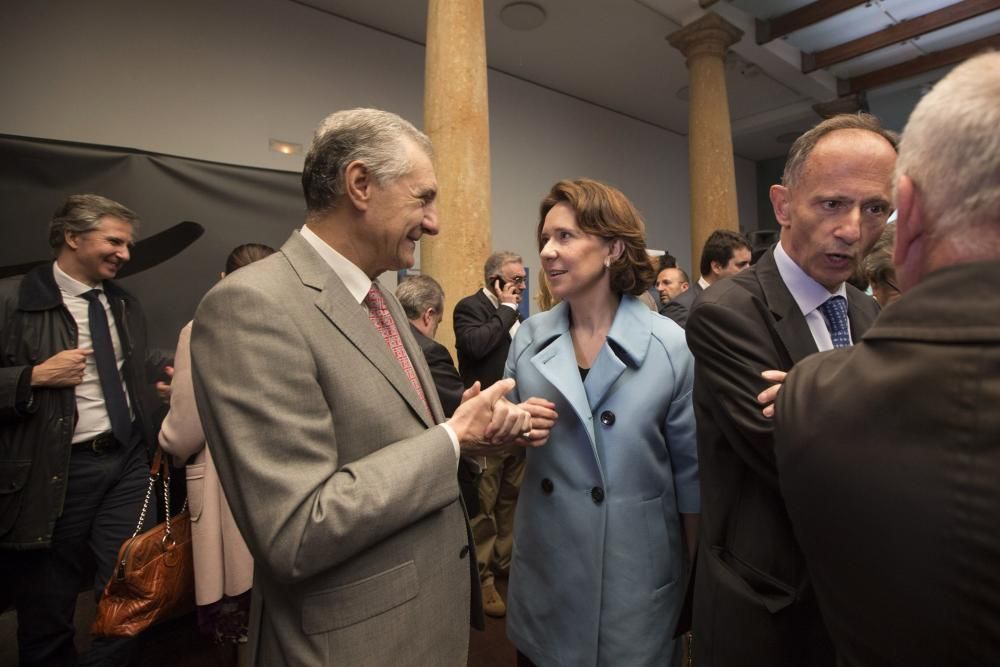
[459,545,470,559]
[541,478,554,494]
[591,486,605,504]
[600,411,615,426]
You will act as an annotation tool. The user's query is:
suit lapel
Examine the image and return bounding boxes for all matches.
[282,233,435,428]
[584,295,650,411]
[756,250,818,365]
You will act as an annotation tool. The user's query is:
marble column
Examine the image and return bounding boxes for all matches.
[668,13,743,279]
[423,0,491,353]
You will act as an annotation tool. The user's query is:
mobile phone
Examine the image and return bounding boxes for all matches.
[492,276,508,290]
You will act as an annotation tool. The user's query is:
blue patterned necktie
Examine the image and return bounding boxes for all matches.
[81,289,132,444]
[817,295,851,349]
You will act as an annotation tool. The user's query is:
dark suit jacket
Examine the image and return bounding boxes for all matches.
[659,281,703,328]
[685,248,879,667]
[775,260,1000,666]
[410,324,481,516]
[454,290,520,388]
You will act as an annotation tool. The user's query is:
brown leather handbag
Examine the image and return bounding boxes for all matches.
[91,448,195,637]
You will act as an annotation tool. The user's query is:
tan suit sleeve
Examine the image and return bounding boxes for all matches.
[191,276,459,584]
[158,322,206,463]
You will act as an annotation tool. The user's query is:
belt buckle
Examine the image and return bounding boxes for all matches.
[90,431,118,454]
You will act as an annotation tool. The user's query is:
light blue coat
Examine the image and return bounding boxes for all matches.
[505,295,699,666]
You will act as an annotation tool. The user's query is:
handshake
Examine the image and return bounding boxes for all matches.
[446,378,557,456]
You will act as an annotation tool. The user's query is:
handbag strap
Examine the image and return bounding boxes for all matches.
[131,447,171,538]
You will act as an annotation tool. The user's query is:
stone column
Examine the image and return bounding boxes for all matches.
[423,0,491,353]
[668,13,743,279]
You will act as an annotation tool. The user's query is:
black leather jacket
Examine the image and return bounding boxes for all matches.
[0,264,161,549]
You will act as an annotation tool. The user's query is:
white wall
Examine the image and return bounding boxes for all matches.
[0,0,756,303]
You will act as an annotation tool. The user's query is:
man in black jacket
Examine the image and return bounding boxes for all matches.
[0,194,164,666]
[686,114,895,666]
[453,251,525,617]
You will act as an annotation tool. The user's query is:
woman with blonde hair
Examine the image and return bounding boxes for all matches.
[504,179,699,665]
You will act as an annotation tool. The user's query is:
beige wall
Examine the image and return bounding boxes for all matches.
[0,0,757,310]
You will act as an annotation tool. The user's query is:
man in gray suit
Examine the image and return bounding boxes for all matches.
[191,109,547,666]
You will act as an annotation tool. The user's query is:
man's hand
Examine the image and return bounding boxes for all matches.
[493,279,521,306]
[757,369,787,418]
[448,378,531,455]
[30,349,93,387]
[514,397,557,448]
[155,365,174,403]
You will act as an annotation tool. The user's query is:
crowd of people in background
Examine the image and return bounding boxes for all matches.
[1,50,998,666]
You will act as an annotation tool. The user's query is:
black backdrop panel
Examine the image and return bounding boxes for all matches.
[0,135,305,351]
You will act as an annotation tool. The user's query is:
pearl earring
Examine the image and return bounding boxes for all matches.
[604,257,611,268]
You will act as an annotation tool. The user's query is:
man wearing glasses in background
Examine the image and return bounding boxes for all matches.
[454,251,526,618]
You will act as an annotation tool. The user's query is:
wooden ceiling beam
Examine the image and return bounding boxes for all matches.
[840,32,1000,95]
[756,0,868,44]
[804,0,1000,72]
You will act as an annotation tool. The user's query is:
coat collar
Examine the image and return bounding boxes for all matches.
[281,232,440,427]
[18,262,128,312]
[528,295,651,448]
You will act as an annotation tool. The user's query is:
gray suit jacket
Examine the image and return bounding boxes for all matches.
[191,231,480,666]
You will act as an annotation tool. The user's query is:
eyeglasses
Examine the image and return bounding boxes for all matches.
[508,275,526,285]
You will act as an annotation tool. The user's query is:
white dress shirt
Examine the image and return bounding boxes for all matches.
[773,241,852,352]
[299,225,460,458]
[53,261,133,443]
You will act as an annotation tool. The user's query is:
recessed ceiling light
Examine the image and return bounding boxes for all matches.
[500,2,546,31]
[269,139,302,155]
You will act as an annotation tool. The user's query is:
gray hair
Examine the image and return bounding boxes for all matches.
[396,274,445,321]
[483,251,523,286]
[895,51,1000,251]
[49,194,139,250]
[782,113,899,189]
[302,108,434,214]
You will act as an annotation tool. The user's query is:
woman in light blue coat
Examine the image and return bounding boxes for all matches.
[505,179,699,666]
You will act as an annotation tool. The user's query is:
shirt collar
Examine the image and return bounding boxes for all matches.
[300,224,372,304]
[697,276,710,290]
[774,239,847,316]
[53,261,100,297]
[481,287,499,308]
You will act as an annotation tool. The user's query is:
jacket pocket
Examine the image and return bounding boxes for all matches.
[185,462,206,522]
[301,560,419,634]
[642,495,680,590]
[711,545,797,614]
[0,460,32,536]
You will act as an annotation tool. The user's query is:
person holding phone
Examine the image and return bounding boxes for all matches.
[453,251,527,617]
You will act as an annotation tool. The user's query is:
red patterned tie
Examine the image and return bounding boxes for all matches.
[364,285,432,420]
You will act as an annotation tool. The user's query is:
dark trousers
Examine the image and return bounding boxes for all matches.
[3,431,150,666]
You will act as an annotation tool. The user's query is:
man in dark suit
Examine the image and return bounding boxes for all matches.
[685,113,897,666]
[397,273,479,515]
[453,251,526,617]
[774,52,1000,666]
[661,229,750,327]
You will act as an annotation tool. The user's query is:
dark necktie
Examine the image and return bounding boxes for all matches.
[817,295,851,349]
[82,289,132,444]
[363,285,432,420]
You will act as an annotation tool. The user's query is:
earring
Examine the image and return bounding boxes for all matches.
[603,257,611,268]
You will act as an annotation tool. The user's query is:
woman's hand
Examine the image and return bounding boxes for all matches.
[515,397,558,448]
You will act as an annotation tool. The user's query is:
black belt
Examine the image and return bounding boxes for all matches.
[74,431,122,454]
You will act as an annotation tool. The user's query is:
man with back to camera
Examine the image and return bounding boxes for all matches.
[453,251,526,617]
[661,229,751,327]
[685,113,895,666]
[774,52,1000,666]
[191,108,554,666]
[397,273,481,515]
[0,194,164,666]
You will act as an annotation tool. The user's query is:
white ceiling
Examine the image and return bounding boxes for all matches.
[292,0,999,160]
